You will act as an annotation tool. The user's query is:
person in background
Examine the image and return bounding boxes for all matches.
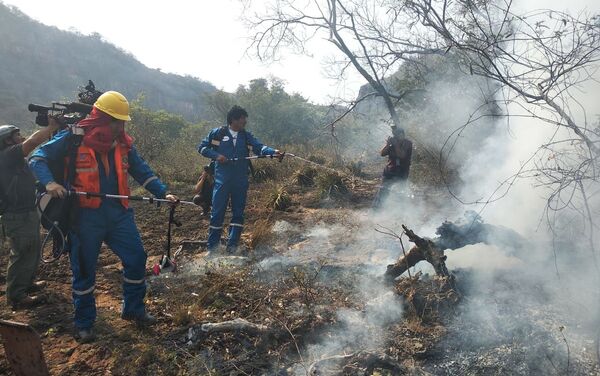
[373,125,413,207]
[0,118,60,309]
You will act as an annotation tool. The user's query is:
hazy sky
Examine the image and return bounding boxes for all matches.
[3,0,597,104]
[3,0,362,104]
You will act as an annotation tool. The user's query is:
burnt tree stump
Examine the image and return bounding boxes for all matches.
[385,225,452,283]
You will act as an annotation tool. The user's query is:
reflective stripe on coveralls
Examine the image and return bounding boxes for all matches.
[198,127,275,249]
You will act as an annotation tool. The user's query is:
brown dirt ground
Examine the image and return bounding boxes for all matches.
[0,173,411,375]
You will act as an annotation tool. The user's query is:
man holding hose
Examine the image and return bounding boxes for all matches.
[198,105,284,254]
[30,91,178,342]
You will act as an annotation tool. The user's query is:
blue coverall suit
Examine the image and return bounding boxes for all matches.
[30,130,167,330]
[198,127,275,250]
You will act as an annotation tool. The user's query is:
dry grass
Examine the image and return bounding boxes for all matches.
[267,184,293,211]
[292,166,317,187]
[408,147,462,191]
[176,266,350,375]
[252,163,278,183]
[172,304,195,326]
[249,218,273,249]
[315,171,349,198]
[307,154,327,165]
[345,160,367,178]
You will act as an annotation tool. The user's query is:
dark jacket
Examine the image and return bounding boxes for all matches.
[0,144,37,213]
[381,137,413,179]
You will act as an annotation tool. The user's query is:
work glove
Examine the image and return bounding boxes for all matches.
[166,193,180,207]
[45,181,68,199]
[274,150,285,162]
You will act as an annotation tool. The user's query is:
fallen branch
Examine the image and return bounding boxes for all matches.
[433,213,527,252]
[200,318,271,336]
[187,318,274,344]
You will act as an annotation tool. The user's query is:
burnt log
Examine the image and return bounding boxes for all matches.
[385,225,451,283]
[385,212,526,281]
[384,246,424,280]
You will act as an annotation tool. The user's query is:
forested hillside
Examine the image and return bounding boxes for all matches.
[0,3,216,127]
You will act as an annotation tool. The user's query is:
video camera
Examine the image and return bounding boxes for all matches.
[27,102,92,127]
[27,80,104,127]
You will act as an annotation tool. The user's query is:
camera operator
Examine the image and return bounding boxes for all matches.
[0,117,60,310]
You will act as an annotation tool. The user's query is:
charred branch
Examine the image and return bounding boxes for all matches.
[433,211,528,252]
[385,213,527,281]
[385,225,451,283]
[385,245,426,282]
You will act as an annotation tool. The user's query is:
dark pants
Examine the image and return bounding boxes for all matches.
[1,210,40,304]
[372,175,408,208]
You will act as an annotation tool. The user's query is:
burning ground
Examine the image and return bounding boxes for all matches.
[0,171,600,375]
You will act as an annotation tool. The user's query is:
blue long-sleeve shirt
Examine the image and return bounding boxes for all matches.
[29,129,167,199]
[198,127,275,159]
[197,127,275,184]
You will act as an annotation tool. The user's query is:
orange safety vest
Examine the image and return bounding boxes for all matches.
[66,143,131,208]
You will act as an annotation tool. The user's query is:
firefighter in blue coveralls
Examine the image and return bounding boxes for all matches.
[198,106,283,253]
[29,91,178,343]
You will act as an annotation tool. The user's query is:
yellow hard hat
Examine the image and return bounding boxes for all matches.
[94,91,131,121]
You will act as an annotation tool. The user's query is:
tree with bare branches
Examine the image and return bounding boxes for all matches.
[246,0,600,239]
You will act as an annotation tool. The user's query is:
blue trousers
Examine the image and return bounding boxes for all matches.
[69,203,147,329]
[207,180,249,249]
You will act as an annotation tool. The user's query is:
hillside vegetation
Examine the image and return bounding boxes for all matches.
[0,3,216,127]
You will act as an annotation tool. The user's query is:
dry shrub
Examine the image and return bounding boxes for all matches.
[316,171,349,198]
[287,261,326,312]
[345,160,366,177]
[308,154,327,165]
[409,147,462,190]
[250,218,273,249]
[395,273,460,322]
[293,166,317,187]
[252,163,277,183]
[267,184,292,211]
[173,304,194,326]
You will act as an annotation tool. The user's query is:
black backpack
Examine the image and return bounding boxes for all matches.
[37,131,83,264]
[39,131,83,232]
